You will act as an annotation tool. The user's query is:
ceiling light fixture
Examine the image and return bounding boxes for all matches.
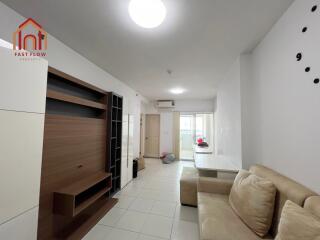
[128,0,167,29]
[170,88,185,95]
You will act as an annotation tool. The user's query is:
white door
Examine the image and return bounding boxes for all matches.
[139,114,145,157]
[145,114,160,158]
[121,114,134,188]
[127,115,134,182]
[121,114,129,188]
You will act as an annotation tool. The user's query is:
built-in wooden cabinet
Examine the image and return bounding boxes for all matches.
[38,67,117,240]
[0,46,120,239]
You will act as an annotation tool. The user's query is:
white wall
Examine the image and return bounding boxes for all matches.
[141,99,216,156]
[215,0,320,192]
[174,99,216,112]
[0,2,144,159]
[142,99,215,114]
[239,54,254,169]
[141,99,215,156]
[242,0,320,192]
[215,58,242,169]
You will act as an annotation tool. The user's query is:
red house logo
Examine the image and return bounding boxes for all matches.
[13,18,47,51]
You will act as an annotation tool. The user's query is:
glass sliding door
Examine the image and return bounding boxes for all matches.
[195,113,214,147]
[179,113,214,160]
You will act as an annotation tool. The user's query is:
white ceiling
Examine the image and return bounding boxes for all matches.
[2,0,293,100]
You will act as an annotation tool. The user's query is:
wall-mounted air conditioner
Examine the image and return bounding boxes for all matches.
[156,100,175,108]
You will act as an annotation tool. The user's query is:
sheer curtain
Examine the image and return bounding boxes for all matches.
[172,111,180,160]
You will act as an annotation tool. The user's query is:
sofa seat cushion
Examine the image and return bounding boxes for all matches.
[180,167,198,206]
[198,192,273,240]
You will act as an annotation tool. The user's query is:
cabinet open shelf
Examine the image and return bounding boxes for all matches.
[107,93,123,195]
[47,89,106,110]
[53,171,112,217]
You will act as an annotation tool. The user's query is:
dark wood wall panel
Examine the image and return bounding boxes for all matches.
[38,114,107,239]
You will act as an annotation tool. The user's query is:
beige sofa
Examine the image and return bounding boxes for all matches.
[197,165,319,240]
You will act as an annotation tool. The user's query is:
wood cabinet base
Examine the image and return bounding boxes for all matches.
[57,198,118,240]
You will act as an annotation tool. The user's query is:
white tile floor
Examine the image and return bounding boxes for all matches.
[83,158,199,240]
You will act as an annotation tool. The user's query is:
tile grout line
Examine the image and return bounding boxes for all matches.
[88,159,199,239]
[111,224,169,240]
[169,203,180,239]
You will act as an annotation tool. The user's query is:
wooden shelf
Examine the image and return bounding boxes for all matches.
[55,171,110,195]
[48,66,106,94]
[47,89,106,110]
[54,171,111,217]
[75,187,111,215]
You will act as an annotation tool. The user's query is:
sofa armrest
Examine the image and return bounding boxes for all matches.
[197,177,233,195]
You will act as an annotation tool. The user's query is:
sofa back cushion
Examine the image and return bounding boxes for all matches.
[304,196,320,218]
[250,165,317,237]
[229,170,276,237]
[275,200,320,240]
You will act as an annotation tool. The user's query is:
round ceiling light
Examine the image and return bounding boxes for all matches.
[128,0,167,29]
[170,88,185,95]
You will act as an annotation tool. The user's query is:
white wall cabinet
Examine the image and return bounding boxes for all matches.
[0,111,44,224]
[127,115,134,182]
[0,47,48,113]
[0,46,48,239]
[121,114,129,188]
[0,207,38,240]
[121,115,134,188]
